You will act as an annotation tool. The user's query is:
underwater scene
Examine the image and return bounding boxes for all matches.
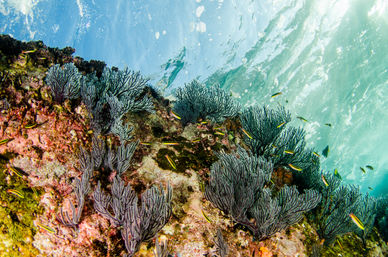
[0,0,387,256]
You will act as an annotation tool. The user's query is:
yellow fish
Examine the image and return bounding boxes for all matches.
[7,189,24,198]
[36,223,56,234]
[165,154,176,170]
[284,150,294,155]
[277,122,286,128]
[170,110,181,120]
[321,174,329,187]
[192,138,201,143]
[162,142,179,146]
[201,210,212,223]
[271,92,282,98]
[0,138,13,145]
[22,49,37,54]
[241,128,253,139]
[214,131,225,136]
[288,164,302,171]
[24,123,38,129]
[360,167,366,174]
[200,121,208,125]
[140,142,151,146]
[9,166,24,178]
[312,151,320,157]
[349,213,365,230]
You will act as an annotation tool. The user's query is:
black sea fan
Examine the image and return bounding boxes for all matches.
[173,80,241,125]
[45,63,81,103]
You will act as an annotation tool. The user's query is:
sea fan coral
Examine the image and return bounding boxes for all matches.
[122,184,172,257]
[205,147,321,240]
[45,63,81,103]
[80,67,153,133]
[173,80,241,125]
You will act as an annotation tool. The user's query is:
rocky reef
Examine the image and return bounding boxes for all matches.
[0,35,386,257]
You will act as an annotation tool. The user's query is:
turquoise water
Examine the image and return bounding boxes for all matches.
[1,0,387,196]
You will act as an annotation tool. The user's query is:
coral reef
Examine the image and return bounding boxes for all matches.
[0,34,386,257]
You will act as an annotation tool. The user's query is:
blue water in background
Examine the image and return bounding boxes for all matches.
[1,0,387,196]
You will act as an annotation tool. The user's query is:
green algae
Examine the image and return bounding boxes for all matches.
[0,156,44,257]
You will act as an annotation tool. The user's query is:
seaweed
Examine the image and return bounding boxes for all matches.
[173,80,241,125]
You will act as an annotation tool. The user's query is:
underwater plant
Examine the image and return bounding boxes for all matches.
[311,172,363,245]
[94,176,136,226]
[173,80,241,125]
[94,176,173,257]
[205,147,321,240]
[375,196,388,241]
[45,63,82,103]
[239,105,291,155]
[240,105,317,173]
[58,147,93,232]
[80,67,154,133]
[353,194,377,244]
[122,183,172,257]
[214,228,229,257]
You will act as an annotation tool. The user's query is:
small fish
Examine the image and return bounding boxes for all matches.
[140,142,151,146]
[368,186,373,190]
[214,131,225,136]
[7,189,24,198]
[241,128,253,139]
[24,123,38,129]
[36,223,56,234]
[325,123,332,127]
[214,126,223,130]
[334,169,342,179]
[0,138,13,145]
[277,122,286,128]
[22,49,37,54]
[312,151,320,157]
[170,110,181,120]
[271,92,282,98]
[201,210,212,223]
[192,138,201,143]
[366,165,374,170]
[321,174,329,187]
[38,57,46,60]
[360,167,366,174]
[296,116,308,122]
[200,121,208,125]
[284,150,294,155]
[349,213,365,230]
[336,239,343,250]
[9,166,24,178]
[272,144,278,149]
[162,142,179,146]
[288,164,302,171]
[322,145,329,158]
[165,154,176,170]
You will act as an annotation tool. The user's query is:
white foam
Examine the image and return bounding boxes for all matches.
[196,6,205,18]
[76,0,84,17]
